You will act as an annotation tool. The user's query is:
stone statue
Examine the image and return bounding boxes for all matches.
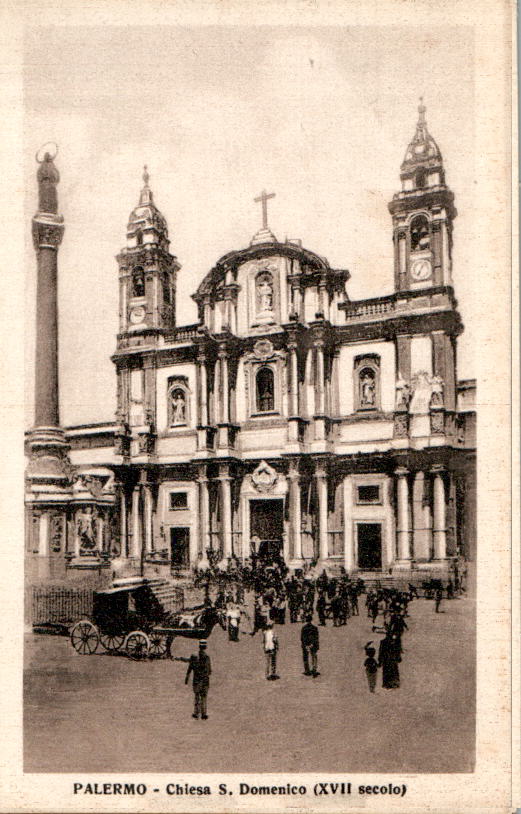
[257,275,273,313]
[360,373,376,406]
[77,507,96,553]
[395,375,410,409]
[430,375,444,407]
[409,371,432,414]
[172,389,186,423]
[37,152,59,214]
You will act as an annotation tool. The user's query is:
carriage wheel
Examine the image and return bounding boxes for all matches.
[100,633,125,653]
[70,621,99,655]
[125,631,150,660]
[149,632,168,658]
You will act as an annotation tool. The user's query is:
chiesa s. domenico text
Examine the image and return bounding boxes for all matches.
[25,104,476,588]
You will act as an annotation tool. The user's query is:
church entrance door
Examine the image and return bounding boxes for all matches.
[250,499,284,563]
[170,527,190,569]
[356,522,382,570]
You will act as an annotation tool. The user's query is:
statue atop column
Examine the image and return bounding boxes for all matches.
[36,149,60,214]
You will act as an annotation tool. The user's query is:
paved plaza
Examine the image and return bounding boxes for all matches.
[24,594,475,774]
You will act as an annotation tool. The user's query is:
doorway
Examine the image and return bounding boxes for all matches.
[170,527,190,568]
[356,522,382,570]
[250,499,284,563]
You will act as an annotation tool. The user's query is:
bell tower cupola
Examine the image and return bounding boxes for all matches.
[388,100,457,292]
[116,167,180,338]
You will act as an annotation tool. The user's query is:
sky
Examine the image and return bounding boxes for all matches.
[24,25,475,427]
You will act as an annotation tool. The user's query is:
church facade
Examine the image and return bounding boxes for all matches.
[25,104,476,583]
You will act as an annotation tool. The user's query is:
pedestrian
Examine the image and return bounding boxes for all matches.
[316,591,327,626]
[331,592,343,627]
[447,579,454,599]
[364,641,378,694]
[378,632,401,689]
[301,614,320,677]
[350,585,359,616]
[263,621,279,680]
[434,585,443,613]
[185,640,212,719]
[226,603,241,641]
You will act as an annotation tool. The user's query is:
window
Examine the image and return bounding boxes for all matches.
[410,215,430,251]
[132,268,145,298]
[357,485,381,504]
[415,168,427,189]
[354,355,380,412]
[162,275,171,305]
[256,366,275,413]
[169,492,188,510]
[136,230,143,246]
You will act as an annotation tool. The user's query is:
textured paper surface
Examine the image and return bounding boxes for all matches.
[0,0,517,811]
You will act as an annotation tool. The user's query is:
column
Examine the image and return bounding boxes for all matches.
[197,351,208,427]
[343,478,354,572]
[120,487,128,558]
[144,484,153,553]
[224,292,232,329]
[315,463,328,562]
[213,357,221,424]
[432,467,447,560]
[288,462,302,561]
[289,342,298,416]
[219,465,233,559]
[197,467,210,561]
[219,345,229,424]
[97,511,104,553]
[395,467,411,562]
[314,344,325,415]
[32,163,64,429]
[131,485,141,558]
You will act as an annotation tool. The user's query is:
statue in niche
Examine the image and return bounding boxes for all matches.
[256,273,274,314]
[359,369,376,407]
[77,507,97,554]
[171,388,186,424]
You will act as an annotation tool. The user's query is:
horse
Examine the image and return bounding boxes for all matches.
[163,605,227,657]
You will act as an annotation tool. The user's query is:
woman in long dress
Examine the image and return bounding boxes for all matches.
[378,632,401,689]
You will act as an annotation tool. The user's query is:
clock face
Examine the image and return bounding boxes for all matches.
[129,306,146,324]
[410,258,432,281]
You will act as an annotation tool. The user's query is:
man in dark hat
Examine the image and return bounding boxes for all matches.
[185,640,212,720]
[301,614,320,677]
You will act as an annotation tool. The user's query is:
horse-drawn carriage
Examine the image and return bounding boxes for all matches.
[69,579,225,660]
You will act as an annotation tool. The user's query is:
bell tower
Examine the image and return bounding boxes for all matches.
[116,167,179,339]
[389,100,457,292]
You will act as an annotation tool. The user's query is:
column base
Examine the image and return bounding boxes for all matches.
[392,559,413,572]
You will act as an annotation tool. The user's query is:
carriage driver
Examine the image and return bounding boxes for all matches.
[185,640,212,720]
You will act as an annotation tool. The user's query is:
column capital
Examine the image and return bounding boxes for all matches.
[395,466,409,477]
[142,355,156,370]
[218,342,229,359]
[430,464,446,474]
[314,462,328,480]
[32,215,64,250]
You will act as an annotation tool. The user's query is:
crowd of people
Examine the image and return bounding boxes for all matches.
[184,554,468,718]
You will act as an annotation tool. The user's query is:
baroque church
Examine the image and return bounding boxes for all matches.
[25,103,476,586]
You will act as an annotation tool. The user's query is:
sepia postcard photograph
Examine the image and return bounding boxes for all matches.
[0,0,516,812]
